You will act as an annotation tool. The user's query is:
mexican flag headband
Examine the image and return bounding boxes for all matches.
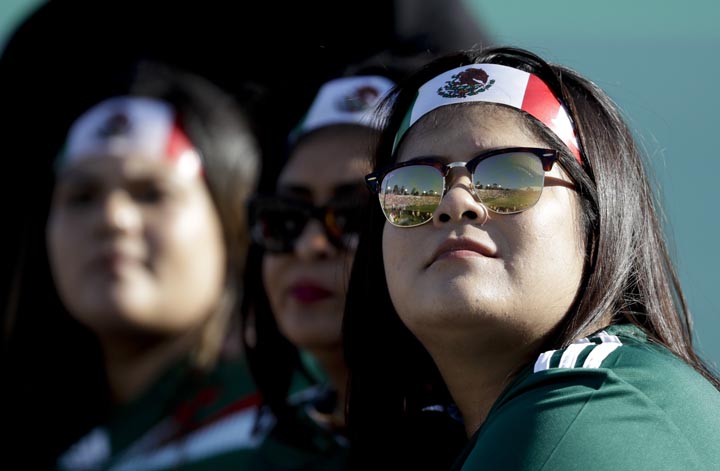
[57,96,203,179]
[393,63,582,164]
[290,75,396,143]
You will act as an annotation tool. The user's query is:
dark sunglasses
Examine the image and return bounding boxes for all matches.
[248,195,366,253]
[365,147,561,227]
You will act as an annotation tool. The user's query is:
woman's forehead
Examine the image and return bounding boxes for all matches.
[281,129,373,181]
[58,153,192,184]
[397,103,543,161]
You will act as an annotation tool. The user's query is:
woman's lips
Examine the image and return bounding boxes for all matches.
[89,247,143,276]
[290,282,334,303]
[429,237,496,266]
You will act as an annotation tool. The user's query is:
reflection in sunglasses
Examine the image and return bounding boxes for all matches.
[366,147,566,227]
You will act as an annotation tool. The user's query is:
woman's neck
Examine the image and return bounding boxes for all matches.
[100,330,200,404]
[426,334,540,437]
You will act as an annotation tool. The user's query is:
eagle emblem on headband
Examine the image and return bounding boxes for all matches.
[336,85,381,112]
[437,68,495,98]
[96,111,131,139]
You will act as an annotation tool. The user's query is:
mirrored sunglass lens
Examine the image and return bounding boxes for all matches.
[472,152,544,214]
[379,165,443,226]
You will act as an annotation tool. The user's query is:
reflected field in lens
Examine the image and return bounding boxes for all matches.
[475,187,541,213]
[381,193,440,226]
[375,151,548,225]
[380,164,443,226]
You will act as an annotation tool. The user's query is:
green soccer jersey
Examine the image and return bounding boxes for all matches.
[57,357,264,471]
[451,324,720,471]
[251,384,349,471]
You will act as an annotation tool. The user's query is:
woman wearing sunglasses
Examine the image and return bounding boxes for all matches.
[344,46,720,470]
[241,74,396,469]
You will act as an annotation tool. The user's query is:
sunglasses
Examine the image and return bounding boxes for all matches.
[248,195,366,253]
[365,147,561,227]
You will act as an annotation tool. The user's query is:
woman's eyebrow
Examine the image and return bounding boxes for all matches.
[276,182,368,202]
[400,146,535,165]
[333,182,368,198]
[277,185,312,198]
[398,155,447,164]
[55,169,100,189]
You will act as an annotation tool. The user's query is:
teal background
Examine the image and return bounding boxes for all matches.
[1,0,718,368]
[0,0,42,53]
[468,0,720,368]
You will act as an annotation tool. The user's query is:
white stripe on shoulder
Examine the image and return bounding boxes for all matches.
[57,427,111,470]
[579,330,622,369]
[582,331,622,368]
[558,342,592,368]
[533,331,623,373]
[109,406,264,471]
[533,349,556,373]
[594,330,621,345]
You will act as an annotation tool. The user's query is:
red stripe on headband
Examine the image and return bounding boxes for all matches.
[165,119,194,162]
[165,119,204,178]
[521,75,581,163]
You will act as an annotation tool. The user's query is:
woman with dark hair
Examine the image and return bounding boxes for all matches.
[4,60,263,470]
[240,74,397,470]
[344,46,720,470]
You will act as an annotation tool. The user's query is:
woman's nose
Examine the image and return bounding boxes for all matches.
[433,171,488,226]
[97,192,141,234]
[294,219,336,260]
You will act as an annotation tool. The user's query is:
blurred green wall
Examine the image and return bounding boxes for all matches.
[468,0,720,367]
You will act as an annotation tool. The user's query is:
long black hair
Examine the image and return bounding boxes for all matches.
[343,45,720,468]
[240,241,320,445]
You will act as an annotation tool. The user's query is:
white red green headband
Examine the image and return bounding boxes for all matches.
[290,75,396,143]
[393,64,582,164]
[57,97,203,179]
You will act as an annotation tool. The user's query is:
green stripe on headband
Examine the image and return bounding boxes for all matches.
[391,91,419,155]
